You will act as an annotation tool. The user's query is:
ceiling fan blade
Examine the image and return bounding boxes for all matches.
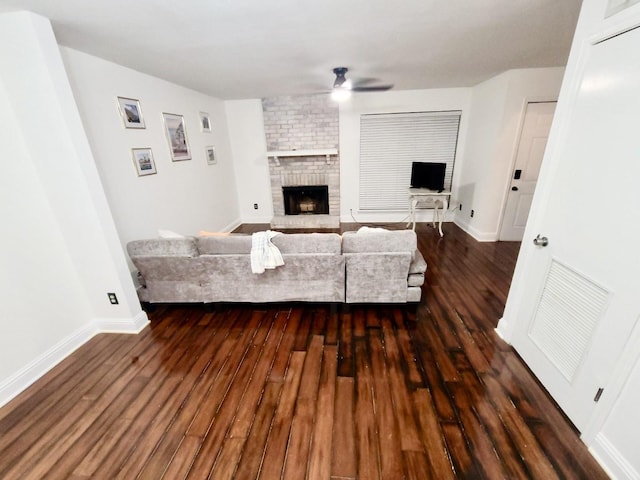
[331,67,392,94]
[351,77,379,87]
[352,84,394,92]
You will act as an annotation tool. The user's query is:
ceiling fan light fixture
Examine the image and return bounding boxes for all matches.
[331,87,351,102]
[332,67,349,88]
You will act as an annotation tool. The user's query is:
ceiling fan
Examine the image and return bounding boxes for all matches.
[331,67,393,100]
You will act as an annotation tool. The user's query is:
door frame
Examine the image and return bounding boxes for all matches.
[497,97,558,241]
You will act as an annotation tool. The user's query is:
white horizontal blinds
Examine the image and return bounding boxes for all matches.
[359,111,461,211]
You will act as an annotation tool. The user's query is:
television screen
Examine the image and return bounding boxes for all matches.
[410,162,446,191]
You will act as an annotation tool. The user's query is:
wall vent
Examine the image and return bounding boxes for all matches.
[529,259,609,381]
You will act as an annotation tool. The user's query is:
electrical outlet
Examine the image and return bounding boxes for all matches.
[470,209,475,218]
[108,292,119,305]
[253,203,258,210]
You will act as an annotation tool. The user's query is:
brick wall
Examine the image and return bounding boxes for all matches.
[262,95,340,219]
[262,94,339,150]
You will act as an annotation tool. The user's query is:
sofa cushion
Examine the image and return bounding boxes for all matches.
[341,229,417,254]
[409,250,427,274]
[201,253,345,303]
[344,252,412,303]
[271,233,342,254]
[127,237,198,257]
[197,234,252,254]
[197,232,342,255]
[408,273,425,287]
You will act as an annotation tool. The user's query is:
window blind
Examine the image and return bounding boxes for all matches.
[359,111,461,211]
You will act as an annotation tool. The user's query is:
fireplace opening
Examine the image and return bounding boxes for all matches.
[283,185,329,215]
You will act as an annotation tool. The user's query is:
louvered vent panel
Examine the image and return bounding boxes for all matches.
[529,260,609,381]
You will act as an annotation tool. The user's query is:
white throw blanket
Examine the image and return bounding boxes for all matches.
[251,230,284,274]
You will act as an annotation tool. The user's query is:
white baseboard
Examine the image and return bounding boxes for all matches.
[95,310,149,333]
[340,210,455,225]
[221,217,243,232]
[590,432,639,480]
[0,322,98,408]
[494,320,510,343]
[0,311,149,408]
[453,218,498,242]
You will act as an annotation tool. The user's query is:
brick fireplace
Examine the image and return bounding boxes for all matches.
[262,95,340,228]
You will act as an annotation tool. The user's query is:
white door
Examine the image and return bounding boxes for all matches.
[499,102,556,241]
[507,26,640,431]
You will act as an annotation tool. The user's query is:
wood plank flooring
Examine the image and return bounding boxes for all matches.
[0,223,609,479]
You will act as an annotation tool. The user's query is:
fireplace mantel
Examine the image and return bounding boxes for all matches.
[267,148,338,166]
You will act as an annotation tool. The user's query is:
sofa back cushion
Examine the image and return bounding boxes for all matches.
[271,233,342,254]
[197,232,342,255]
[197,235,252,254]
[341,229,417,254]
[127,237,198,257]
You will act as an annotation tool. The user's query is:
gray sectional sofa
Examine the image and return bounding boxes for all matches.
[126,229,426,305]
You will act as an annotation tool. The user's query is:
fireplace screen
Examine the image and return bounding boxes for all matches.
[283,185,329,215]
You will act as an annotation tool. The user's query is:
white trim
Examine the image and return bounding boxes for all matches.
[240,214,273,224]
[95,310,149,333]
[494,322,510,342]
[497,99,558,241]
[220,218,242,234]
[453,217,498,242]
[590,432,639,480]
[0,322,98,408]
[0,311,149,408]
[598,5,640,43]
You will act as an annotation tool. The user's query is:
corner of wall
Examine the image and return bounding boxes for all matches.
[0,321,99,409]
[453,217,499,242]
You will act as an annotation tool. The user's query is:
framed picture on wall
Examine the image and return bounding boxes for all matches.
[117,97,145,129]
[205,146,216,165]
[132,148,157,176]
[199,111,212,132]
[162,112,191,161]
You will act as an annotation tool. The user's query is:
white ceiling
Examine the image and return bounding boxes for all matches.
[0,0,582,100]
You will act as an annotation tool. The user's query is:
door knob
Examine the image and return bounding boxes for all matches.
[511,186,519,191]
[533,234,549,247]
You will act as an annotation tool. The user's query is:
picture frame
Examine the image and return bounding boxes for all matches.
[205,146,216,165]
[199,111,212,133]
[117,97,145,129]
[162,112,191,161]
[132,148,157,176]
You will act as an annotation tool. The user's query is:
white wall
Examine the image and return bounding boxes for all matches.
[225,99,273,223]
[61,48,241,243]
[455,68,565,241]
[227,74,563,231]
[226,89,475,226]
[0,12,146,407]
[338,89,472,224]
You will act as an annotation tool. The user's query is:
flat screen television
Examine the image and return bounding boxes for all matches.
[410,162,446,191]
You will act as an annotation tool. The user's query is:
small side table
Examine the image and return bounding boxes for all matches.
[407,188,452,236]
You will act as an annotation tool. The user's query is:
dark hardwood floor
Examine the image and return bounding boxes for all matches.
[0,223,609,479]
